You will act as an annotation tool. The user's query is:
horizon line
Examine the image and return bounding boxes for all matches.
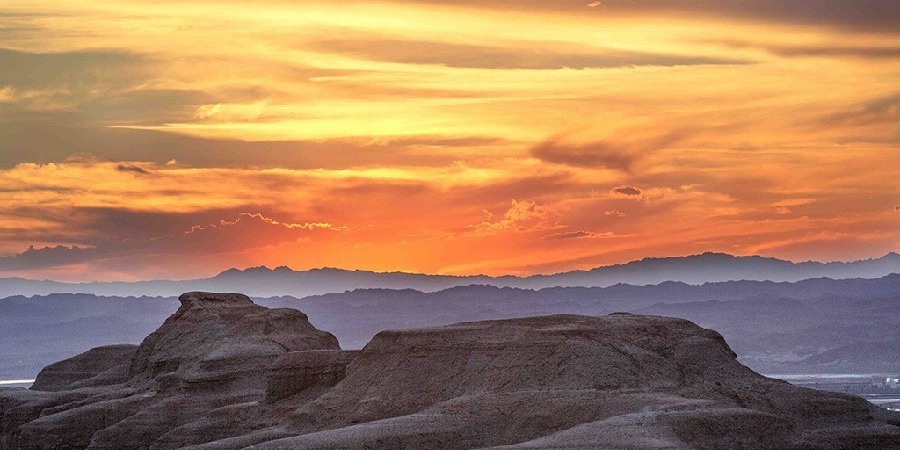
[3,250,897,285]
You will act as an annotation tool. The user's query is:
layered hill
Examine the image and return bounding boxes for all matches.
[0,252,896,298]
[1,293,898,449]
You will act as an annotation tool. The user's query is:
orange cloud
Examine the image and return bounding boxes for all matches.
[611,186,642,197]
[471,200,563,236]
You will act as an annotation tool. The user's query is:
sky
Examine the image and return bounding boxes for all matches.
[0,0,898,281]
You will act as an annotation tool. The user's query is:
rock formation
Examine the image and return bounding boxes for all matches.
[1,294,898,449]
[29,344,137,392]
[0,292,341,450]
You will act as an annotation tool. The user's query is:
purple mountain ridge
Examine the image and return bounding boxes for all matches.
[0,252,897,298]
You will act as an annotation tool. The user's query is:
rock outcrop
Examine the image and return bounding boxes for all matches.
[0,292,341,450]
[255,313,900,450]
[30,344,137,392]
[2,295,898,450]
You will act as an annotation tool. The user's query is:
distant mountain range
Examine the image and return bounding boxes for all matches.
[0,252,897,298]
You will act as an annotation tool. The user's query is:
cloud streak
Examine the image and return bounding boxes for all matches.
[611,186,641,197]
[0,213,342,272]
[531,139,638,171]
[308,38,747,70]
[403,0,900,32]
[115,164,152,176]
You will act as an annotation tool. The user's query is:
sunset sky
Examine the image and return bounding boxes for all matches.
[0,0,898,281]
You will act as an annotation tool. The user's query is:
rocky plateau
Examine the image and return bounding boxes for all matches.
[1,292,898,449]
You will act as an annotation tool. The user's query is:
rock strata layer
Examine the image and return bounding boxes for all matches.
[1,295,898,450]
[30,344,137,392]
[265,350,357,403]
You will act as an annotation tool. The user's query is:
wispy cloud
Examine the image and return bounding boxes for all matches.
[115,164,152,176]
[611,185,641,197]
[0,212,342,272]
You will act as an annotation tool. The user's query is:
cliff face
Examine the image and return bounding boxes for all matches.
[2,293,898,450]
